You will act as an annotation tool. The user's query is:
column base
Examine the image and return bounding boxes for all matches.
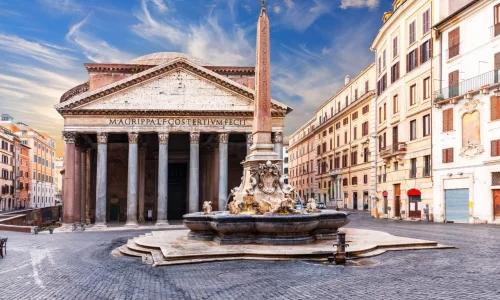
[93,222,107,230]
[155,220,169,227]
[59,223,75,232]
[124,221,139,228]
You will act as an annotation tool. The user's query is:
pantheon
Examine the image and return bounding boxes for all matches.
[55,52,292,227]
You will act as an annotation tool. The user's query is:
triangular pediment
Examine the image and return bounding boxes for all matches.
[77,69,253,112]
[55,58,292,116]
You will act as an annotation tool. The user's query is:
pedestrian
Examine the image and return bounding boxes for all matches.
[423,205,429,223]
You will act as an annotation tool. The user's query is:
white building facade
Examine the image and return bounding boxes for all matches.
[433,0,500,223]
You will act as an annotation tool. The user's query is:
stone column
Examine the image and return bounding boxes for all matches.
[218,133,229,211]
[125,132,139,228]
[273,131,284,159]
[95,132,108,228]
[73,143,81,226]
[85,148,91,224]
[62,132,76,226]
[156,132,169,226]
[246,132,252,156]
[189,132,200,213]
[80,144,86,225]
[138,145,146,223]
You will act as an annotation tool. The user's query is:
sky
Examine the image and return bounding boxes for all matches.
[0,0,392,156]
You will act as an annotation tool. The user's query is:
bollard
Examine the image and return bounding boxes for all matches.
[34,227,39,235]
[333,232,349,264]
[49,227,54,234]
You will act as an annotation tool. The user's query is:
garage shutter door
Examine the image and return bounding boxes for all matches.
[445,189,469,222]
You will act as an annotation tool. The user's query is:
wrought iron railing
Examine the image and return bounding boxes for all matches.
[380,142,407,157]
[434,70,500,102]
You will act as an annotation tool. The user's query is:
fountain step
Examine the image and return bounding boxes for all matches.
[118,245,144,257]
[151,250,166,267]
[127,241,154,254]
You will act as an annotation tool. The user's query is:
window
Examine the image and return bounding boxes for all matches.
[362,105,369,114]
[410,84,417,106]
[363,147,369,163]
[352,111,358,120]
[443,148,454,163]
[342,153,348,168]
[351,151,357,166]
[424,155,431,176]
[391,62,399,83]
[421,40,431,64]
[334,156,340,168]
[377,73,387,95]
[409,21,416,44]
[393,36,398,58]
[353,127,357,140]
[365,81,369,93]
[329,126,333,133]
[383,103,387,121]
[344,131,348,144]
[491,140,500,156]
[393,94,399,113]
[336,122,341,129]
[448,27,460,59]
[343,117,349,126]
[342,178,348,186]
[336,135,340,147]
[492,96,500,121]
[330,139,333,150]
[351,176,358,186]
[449,70,459,97]
[383,49,386,69]
[423,9,430,35]
[355,89,358,100]
[378,56,382,74]
[345,96,349,107]
[407,48,418,72]
[322,142,326,153]
[323,130,327,137]
[410,120,417,140]
[363,174,368,184]
[423,114,431,136]
[331,107,334,117]
[423,77,430,99]
[337,102,341,112]
[379,107,382,124]
[393,161,398,171]
[410,158,417,178]
[362,122,369,137]
[443,108,454,132]
[495,4,500,37]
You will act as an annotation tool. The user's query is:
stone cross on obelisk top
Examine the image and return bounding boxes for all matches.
[252,0,272,146]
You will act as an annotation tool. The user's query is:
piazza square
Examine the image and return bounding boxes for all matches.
[1,0,500,299]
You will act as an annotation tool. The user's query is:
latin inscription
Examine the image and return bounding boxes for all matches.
[109,118,248,127]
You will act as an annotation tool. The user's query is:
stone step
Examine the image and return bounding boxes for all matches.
[127,241,153,254]
[151,250,166,267]
[118,245,143,257]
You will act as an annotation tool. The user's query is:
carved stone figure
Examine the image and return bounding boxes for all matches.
[257,160,280,195]
[306,198,321,213]
[202,201,212,214]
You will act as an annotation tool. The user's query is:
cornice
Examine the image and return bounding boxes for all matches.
[58,109,287,117]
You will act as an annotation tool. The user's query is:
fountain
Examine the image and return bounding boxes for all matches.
[183,0,350,245]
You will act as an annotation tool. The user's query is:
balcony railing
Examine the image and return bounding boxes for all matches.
[380,142,407,158]
[434,70,500,102]
[490,23,500,39]
[329,168,342,176]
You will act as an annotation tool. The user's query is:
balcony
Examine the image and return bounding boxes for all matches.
[380,142,407,163]
[434,70,500,106]
[329,168,342,176]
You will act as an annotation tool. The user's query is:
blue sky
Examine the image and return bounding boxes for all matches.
[0,0,391,155]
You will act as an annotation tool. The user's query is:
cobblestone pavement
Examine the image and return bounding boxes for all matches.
[1,212,499,300]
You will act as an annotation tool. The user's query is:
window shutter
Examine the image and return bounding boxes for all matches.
[492,140,499,157]
[419,44,423,64]
[492,96,500,121]
[406,54,409,72]
[442,149,447,163]
[448,109,454,131]
[443,109,448,131]
[429,39,433,58]
[449,148,454,162]
[415,47,419,67]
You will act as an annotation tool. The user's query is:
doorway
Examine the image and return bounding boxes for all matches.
[445,189,469,222]
[494,190,500,219]
[110,204,119,222]
[352,192,358,210]
[394,184,401,217]
[168,163,188,220]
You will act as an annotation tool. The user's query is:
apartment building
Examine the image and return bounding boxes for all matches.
[0,114,57,208]
[432,0,500,223]
[371,0,434,219]
[288,118,316,202]
[18,143,30,208]
[0,127,15,211]
[313,65,376,209]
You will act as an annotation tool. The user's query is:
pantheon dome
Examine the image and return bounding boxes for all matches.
[128,52,211,66]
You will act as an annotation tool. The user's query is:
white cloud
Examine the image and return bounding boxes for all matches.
[0,33,77,68]
[151,0,168,12]
[284,0,295,9]
[340,0,380,10]
[66,14,136,63]
[38,0,82,14]
[131,0,254,66]
[273,5,282,14]
[277,0,333,31]
[243,4,251,14]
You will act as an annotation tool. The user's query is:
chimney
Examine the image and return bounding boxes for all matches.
[344,75,350,86]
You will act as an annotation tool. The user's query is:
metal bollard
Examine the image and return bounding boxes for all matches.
[333,232,349,264]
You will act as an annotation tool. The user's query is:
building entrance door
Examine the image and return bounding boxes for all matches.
[110,204,119,222]
[493,189,500,219]
[394,184,401,217]
[445,189,469,222]
[353,192,358,210]
[168,163,188,220]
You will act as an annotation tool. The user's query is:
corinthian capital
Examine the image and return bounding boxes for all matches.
[219,133,229,144]
[62,131,76,144]
[190,132,200,144]
[158,132,169,144]
[273,131,283,143]
[128,132,139,144]
[97,132,108,144]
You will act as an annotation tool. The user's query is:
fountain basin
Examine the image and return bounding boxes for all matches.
[183,210,350,245]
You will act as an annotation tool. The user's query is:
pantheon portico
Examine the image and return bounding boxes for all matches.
[55,53,291,228]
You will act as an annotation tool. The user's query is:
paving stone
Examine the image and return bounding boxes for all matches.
[0,212,499,299]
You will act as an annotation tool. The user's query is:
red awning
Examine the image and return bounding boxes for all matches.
[407,189,421,196]
[382,191,388,197]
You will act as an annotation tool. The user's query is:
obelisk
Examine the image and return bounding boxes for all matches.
[248,0,279,160]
